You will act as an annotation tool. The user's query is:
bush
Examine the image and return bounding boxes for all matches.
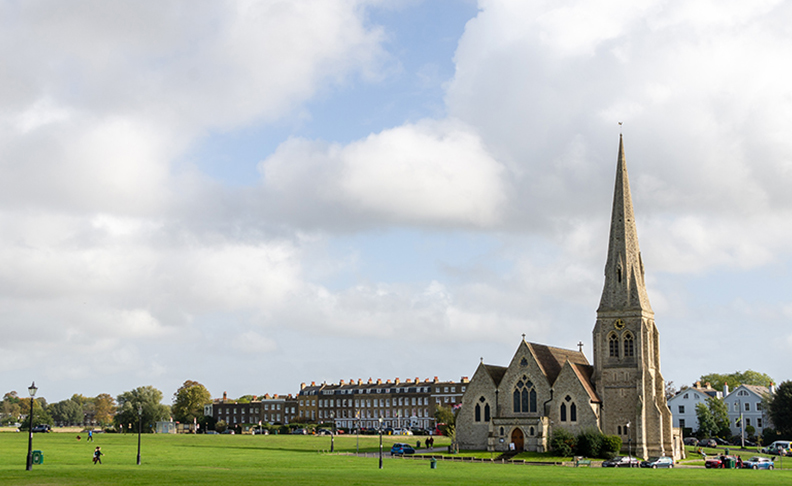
[576,429,604,458]
[601,435,622,458]
[550,427,577,457]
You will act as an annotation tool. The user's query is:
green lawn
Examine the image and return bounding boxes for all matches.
[0,431,789,485]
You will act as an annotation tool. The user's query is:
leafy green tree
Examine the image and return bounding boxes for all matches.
[706,397,731,437]
[699,370,775,392]
[172,380,212,423]
[695,402,716,437]
[768,381,792,438]
[115,386,171,433]
[17,397,54,429]
[434,405,456,440]
[49,399,84,425]
[1,391,22,422]
[93,393,116,426]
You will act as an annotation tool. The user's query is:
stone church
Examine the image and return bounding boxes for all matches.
[457,136,682,460]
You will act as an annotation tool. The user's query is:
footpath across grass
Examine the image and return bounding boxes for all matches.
[0,431,789,485]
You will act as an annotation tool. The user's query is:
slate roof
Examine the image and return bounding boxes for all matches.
[527,342,590,386]
[569,362,601,403]
[483,364,508,387]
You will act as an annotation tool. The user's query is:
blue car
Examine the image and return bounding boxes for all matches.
[390,443,416,455]
[742,456,774,470]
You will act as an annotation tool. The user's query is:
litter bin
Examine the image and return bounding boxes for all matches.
[430,458,437,469]
[32,450,44,465]
[725,457,736,469]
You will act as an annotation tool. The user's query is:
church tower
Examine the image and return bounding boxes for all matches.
[592,135,674,459]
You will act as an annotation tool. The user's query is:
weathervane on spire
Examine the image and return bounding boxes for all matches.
[618,121,623,135]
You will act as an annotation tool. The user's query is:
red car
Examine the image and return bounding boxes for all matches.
[705,455,736,468]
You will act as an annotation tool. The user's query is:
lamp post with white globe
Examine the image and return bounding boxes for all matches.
[25,382,38,471]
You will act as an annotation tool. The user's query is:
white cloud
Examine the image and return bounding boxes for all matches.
[260,119,508,228]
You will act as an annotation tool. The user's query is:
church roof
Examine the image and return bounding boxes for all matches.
[526,342,589,386]
[482,364,508,387]
[569,362,601,404]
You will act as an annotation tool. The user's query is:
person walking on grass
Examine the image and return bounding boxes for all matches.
[88,429,93,442]
[93,446,103,464]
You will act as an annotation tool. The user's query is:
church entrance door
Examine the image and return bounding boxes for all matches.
[511,428,524,451]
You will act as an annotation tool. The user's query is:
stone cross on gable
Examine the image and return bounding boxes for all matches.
[577,341,584,353]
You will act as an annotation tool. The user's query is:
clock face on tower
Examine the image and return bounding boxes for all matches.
[614,319,625,330]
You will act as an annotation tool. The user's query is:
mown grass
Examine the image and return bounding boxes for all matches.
[0,431,789,485]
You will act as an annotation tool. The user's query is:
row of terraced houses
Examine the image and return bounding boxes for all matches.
[203,376,469,431]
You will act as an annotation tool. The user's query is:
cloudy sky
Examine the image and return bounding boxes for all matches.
[2,0,791,405]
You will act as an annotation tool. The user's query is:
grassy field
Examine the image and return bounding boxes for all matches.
[0,431,789,485]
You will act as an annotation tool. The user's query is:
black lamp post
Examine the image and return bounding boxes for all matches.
[626,421,632,468]
[25,382,37,471]
[136,404,143,465]
[378,417,383,469]
[330,411,335,453]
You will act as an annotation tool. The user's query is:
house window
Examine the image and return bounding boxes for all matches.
[678,405,685,414]
[623,332,634,357]
[609,333,619,357]
[679,419,685,429]
[745,402,750,412]
[746,418,752,428]
[683,393,689,399]
[757,403,763,411]
[758,418,763,428]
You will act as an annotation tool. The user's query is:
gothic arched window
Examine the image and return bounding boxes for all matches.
[623,332,634,357]
[484,403,490,422]
[609,333,619,357]
[570,402,577,422]
[513,378,537,413]
[475,404,481,422]
[560,403,567,421]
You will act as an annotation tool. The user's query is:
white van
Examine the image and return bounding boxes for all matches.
[763,440,791,456]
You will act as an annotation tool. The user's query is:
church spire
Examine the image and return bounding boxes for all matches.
[597,135,652,313]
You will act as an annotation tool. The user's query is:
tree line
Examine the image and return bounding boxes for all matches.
[1,380,211,433]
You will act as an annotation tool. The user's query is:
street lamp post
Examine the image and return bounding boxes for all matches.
[378,417,383,469]
[25,382,37,471]
[330,412,335,453]
[136,404,143,465]
[626,421,632,468]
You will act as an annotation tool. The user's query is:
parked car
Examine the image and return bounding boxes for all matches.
[698,439,717,448]
[714,438,730,446]
[290,428,308,435]
[705,455,736,469]
[390,443,416,455]
[762,441,791,456]
[31,424,51,433]
[640,456,674,468]
[601,456,640,468]
[742,456,774,469]
[221,430,235,434]
[684,437,699,446]
[393,428,413,436]
[205,430,219,435]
